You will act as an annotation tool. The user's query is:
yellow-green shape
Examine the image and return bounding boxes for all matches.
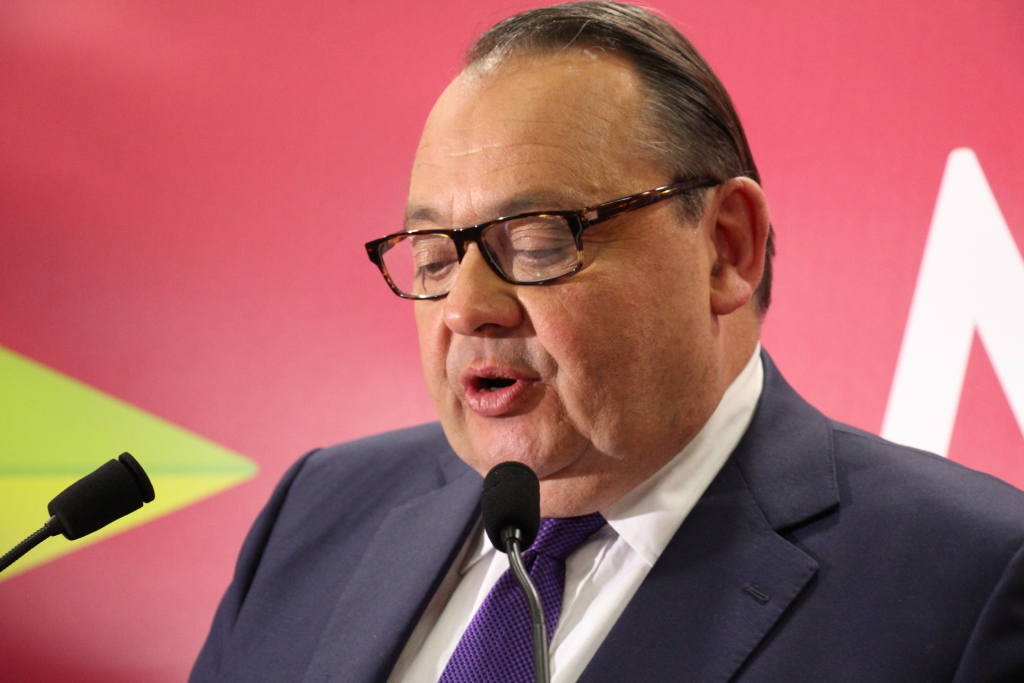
[0,345,257,581]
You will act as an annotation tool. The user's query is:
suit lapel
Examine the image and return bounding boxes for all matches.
[580,351,839,683]
[301,464,481,683]
[579,460,820,683]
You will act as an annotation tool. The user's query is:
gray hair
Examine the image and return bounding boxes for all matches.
[465,1,776,313]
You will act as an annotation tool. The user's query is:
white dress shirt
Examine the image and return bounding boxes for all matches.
[389,346,764,683]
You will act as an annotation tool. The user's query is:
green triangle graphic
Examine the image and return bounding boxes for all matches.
[0,345,257,581]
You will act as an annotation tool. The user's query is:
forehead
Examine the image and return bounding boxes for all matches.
[408,50,664,226]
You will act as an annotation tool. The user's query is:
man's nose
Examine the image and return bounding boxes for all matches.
[443,243,524,335]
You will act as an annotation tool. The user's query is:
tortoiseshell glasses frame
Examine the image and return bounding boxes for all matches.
[365,177,720,300]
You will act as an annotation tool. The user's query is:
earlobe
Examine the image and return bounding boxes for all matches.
[708,177,770,316]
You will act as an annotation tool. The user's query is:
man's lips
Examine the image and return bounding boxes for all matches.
[459,366,538,417]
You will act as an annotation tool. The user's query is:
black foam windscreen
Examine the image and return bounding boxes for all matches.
[46,452,154,540]
[482,461,541,553]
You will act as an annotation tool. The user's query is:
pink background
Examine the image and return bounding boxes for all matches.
[1,1,1021,680]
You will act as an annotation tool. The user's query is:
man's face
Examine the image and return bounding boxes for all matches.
[408,51,725,516]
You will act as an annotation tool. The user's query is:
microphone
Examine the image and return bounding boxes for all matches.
[0,452,155,573]
[482,461,549,683]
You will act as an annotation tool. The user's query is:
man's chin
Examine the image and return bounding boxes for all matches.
[457,433,568,478]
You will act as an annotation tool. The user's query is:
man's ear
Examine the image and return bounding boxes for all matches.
[706,177,770,315]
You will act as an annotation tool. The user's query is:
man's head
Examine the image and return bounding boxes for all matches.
[466,1,775,310]
[393,2,771,516]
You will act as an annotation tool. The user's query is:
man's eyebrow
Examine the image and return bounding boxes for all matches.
[404,205,442,227]
[404,192,584,229]
[498,193,581,216]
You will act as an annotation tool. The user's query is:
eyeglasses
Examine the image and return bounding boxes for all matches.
[365,177,720,299]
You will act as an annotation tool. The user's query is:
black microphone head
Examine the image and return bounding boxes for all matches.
[46,452,155,540]
[482,461,540,553]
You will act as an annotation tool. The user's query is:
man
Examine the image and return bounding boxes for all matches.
[191,3,1024,682]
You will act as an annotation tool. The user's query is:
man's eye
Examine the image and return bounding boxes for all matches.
[510,226,571,249]
[416,259,455,279]
[515,246,571,264]
[510,232,574,262]
[412,246,457,282]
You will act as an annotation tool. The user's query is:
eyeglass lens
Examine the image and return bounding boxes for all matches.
[381,215,580,296]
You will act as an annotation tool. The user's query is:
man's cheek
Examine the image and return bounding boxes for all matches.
[415,313,447,381]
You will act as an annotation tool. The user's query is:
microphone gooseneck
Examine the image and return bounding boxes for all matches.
[0,518,63,575]
[0,452,155,573]
[481,461,550,683]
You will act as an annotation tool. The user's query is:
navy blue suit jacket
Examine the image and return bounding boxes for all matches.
[191,353,1024,682]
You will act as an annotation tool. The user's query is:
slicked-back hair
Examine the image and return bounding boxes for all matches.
[465,1,776,313]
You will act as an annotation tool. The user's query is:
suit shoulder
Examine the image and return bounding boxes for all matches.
[828,419,1024,541]
[286,422,468,513]
[305,421,454,471]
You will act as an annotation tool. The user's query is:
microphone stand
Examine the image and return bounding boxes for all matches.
[502,527,550,683]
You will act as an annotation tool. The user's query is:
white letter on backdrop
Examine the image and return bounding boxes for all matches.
[882,148,1024,456]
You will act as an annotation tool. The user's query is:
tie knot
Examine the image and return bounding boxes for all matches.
[524,512,606,561]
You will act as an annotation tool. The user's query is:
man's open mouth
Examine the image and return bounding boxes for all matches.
[460,368,535,417]
[476,376,518,392]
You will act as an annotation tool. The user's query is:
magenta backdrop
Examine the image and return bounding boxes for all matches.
[1,1,1022,680]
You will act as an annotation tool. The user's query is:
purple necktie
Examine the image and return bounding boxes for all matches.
[439,513,607,683]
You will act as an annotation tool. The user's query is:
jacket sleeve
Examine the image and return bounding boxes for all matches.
[188,449,320,683]
[951,539,1024,683]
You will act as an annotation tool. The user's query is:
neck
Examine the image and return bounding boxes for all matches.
[717,306,762,398]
